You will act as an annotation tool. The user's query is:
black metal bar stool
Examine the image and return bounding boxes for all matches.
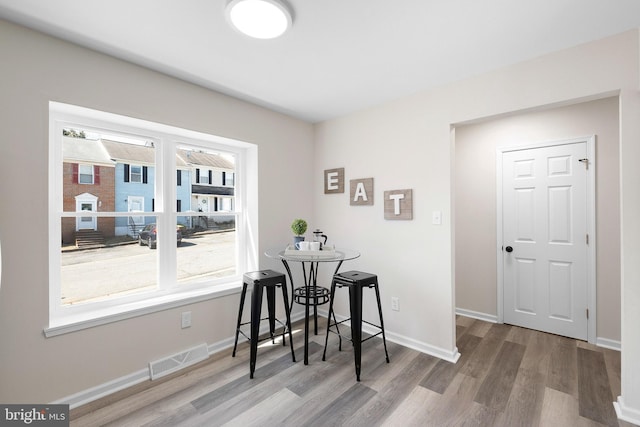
[322,270,390,381]
[232,270,296,378]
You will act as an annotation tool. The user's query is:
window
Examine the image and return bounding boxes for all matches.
[197,168,211,184]
[219,197,234,212]
[78,164,94,184]
[123,164,148,184]
[48,102,257,336]
[130,165,142,183]
[224,172,235,187]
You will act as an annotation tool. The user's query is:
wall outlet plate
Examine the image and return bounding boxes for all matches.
[181,311,192,328]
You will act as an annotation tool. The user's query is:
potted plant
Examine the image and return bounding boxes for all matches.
[291,218,307,247]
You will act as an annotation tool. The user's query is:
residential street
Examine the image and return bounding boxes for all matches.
[61,231,235,304]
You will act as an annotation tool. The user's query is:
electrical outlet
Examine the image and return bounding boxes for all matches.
[181,311,192,328]
[391,297,399,311]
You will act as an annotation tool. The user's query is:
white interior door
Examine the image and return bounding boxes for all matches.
[502,141,590,340]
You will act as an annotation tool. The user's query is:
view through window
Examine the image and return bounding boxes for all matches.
[50,103,251,329]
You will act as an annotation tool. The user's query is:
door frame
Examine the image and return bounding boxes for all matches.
[496,135,596,343]
[75,192,98,231]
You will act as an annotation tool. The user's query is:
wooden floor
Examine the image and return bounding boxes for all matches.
[71,316,636,426]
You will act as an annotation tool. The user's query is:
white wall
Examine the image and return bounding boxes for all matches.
[618,88,640,422]
[455,97,621,341]
[314,30,640,422]
[0,19,314,404]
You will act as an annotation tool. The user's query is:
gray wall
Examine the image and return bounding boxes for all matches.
[313,29,640,417]
[0,19,314,403]
[455,97,620,341]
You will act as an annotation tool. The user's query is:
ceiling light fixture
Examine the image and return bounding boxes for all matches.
[226,0,292,39]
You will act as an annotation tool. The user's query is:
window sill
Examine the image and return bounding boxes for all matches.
[44,281,242,338]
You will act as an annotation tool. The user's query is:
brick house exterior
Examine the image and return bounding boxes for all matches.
[61,137,116,245]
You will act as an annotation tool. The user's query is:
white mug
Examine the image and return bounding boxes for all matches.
[309,242,321,251]
[295,241,310,250]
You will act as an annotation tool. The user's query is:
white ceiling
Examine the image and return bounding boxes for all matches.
[1,0,640,123]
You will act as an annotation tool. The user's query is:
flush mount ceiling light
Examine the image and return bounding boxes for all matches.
[226,0,293,39]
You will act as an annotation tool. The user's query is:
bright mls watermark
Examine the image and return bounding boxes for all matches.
[1,405,69,426]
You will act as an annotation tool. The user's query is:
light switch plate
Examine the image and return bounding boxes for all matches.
[432,211,442,225]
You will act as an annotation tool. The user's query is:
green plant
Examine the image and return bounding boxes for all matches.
[291,218,308,236]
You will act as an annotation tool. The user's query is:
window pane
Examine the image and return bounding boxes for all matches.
[175,146,237,284]
[177,146,235,215]
[198,169,209,184]
[176,215,237,285]
[60,216,158,305]
[60,132,159,305]
[130,165,142,183]
[79,164,93,184]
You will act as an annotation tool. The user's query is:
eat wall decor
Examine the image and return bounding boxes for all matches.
[324,168,413,220]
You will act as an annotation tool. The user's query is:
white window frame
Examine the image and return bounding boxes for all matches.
[226,172,235,187]
[78,163,94,184]
[198,168,210,185]
[47,102,259,337]
[129,164,142,183]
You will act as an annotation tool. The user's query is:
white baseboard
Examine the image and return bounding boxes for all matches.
[321,310,460,363]
[596,337,621,351]
[614,396,640,425]
[55,309,462,409]
[383,329,460,363]
[53,367,149,409]
[456,308,621,352]
[56,311,307,409]
[455,307,498,323]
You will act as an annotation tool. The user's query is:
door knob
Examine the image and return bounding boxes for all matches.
[505,246,513,253]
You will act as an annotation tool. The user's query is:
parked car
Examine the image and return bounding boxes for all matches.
[138,223,183,249]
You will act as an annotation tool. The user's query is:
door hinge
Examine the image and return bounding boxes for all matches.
[579,158,589,170]
[586,234,589,245]
[586,308,589,319]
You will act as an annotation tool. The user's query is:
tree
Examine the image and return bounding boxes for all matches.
[63,128,86,138]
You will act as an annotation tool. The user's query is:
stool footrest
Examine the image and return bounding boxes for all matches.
[326,319,385,345]
[236,317,289,344]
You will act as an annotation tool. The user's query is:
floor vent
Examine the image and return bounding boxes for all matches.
[149,343,209,380]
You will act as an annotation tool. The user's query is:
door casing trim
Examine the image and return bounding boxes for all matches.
[496,135,596,343]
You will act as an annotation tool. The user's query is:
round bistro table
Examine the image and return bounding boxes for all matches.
[265,247,360,365]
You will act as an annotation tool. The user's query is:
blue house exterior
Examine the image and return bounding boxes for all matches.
[101,139,192,236]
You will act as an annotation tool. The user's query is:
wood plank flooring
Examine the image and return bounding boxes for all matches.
[71,316,636,426]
